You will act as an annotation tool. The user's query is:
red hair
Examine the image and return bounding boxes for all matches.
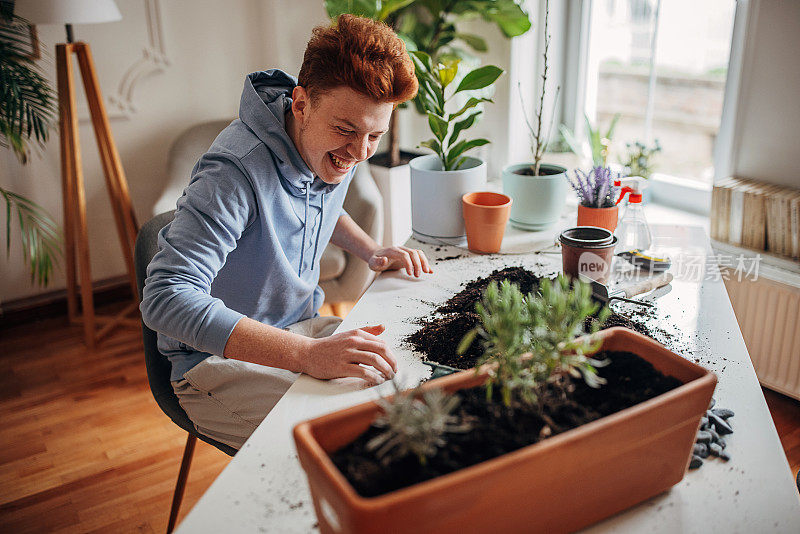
[298,14,418,104]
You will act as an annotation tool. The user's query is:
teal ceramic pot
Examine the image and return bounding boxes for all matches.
[502,163,568,231]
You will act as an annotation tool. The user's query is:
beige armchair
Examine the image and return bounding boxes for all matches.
[156,120,383,312]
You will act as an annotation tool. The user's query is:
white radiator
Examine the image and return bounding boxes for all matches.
[723,271,800,400]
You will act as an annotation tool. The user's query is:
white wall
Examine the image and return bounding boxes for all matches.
[720,0,800,189]
[0,0,329,302]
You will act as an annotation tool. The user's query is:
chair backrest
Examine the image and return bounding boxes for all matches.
[135,211,237,456]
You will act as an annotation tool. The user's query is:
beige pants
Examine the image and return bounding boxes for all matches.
[172,315,342,450]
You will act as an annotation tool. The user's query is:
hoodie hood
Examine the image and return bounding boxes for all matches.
[238,70,347,275]
[238,69,339,197]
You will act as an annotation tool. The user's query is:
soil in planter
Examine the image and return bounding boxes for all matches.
[331,350,683,498]
[404,266,671,370]
[514,166,563,176]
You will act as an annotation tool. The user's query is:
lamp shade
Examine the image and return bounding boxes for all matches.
[15,0,122,25]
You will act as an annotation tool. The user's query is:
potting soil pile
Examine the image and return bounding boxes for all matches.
[404,266,671,369]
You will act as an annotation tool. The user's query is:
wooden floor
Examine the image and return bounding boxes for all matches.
[0,300,797,532]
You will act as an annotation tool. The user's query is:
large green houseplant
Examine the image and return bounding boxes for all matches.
[1,9,61,287]
[324,0,531,167]
[324,1,530,245]
[293,276,716,533]
[407,51,502,243]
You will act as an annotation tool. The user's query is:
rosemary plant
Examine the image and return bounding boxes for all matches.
[366,384,471,466]
[458,276,610,407]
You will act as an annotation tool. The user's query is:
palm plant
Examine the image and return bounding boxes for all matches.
[1,11,61,286]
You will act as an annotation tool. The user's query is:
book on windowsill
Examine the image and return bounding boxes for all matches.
[711,178,800,260]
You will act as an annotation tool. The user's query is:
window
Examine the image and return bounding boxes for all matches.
[583,0,736,185]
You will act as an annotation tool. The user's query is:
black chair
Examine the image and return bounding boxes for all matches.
[134,211,236,533]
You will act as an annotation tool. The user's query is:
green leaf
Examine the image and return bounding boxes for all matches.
[419,138,442,155]
[409,50,433,72]
[454,65,503,93]
[481,0,532,38]
[377,0,415,21]
[456,33,488,52]
[447,111,481,148]
[448,97,491,121]
[427,113,448,143]
[558,124,584,159]
[324,0,379,19]
[604,113,621,141]
[446,138,489,168]
[457,329,478,355]
[1,186,62,286]
[436,58,460,89]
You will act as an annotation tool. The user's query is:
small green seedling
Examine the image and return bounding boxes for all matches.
[459,275,610,407]
[366,383,471,466]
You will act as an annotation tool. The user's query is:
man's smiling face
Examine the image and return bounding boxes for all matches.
[288,85,394,184]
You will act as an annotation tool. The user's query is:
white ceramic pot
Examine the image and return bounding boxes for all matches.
[502,162,568,231]
[409,154,487,243]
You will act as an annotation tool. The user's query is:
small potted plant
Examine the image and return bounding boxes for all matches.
[559,112,621,168]
[622,139,662,180]
[502,0,568,231]
[622,139,662,204]
[407,51,502,243]
[569,165,622,232]
[294,277,716,534]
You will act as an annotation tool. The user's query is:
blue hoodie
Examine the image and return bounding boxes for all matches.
[140,70,354,381]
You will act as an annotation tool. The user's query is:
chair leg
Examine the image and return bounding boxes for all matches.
[167,433,197,533]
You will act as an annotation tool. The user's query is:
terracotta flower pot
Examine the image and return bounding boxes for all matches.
[293,328,717,534]
[559,226,618,284]
[461,192,512,254]
[577,204,619,232]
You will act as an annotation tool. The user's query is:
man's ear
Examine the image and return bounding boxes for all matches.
[291,86,310,120]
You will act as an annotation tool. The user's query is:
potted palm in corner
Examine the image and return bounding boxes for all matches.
[294,276,716,534]
[1,9,61,287]
[407,51,502,243]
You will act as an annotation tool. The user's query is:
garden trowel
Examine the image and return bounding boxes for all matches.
[581,272,674,307]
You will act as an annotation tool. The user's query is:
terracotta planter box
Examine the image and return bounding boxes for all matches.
[293,328,717,534]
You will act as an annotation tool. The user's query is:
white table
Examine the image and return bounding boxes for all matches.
[176,212,800,533]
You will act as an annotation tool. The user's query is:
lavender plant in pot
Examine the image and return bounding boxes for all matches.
[569,166,622,232]
[502,0,568,231]
[293,277,716,534]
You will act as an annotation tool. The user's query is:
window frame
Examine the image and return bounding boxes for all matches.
[558,0,749,216]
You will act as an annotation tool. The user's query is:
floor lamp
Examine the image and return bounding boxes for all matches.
[17,0,139,349]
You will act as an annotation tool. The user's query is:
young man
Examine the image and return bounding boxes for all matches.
[140,15,429,450]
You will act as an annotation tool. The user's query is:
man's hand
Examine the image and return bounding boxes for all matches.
[368,246,433,277]
[301,325,397,386]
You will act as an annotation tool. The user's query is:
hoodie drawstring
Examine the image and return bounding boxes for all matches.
[311,194,324,267]
[298,185,310,276]
[298,184,325,276]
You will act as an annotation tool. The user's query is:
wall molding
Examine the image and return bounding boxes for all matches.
[80,0,169,120]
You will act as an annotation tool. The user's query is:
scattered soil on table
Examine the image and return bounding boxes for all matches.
[406,313,483,366]
[435,267,543,316]
[404,266,678,369]
[331,351,682,497]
